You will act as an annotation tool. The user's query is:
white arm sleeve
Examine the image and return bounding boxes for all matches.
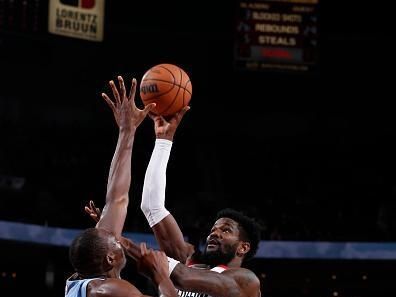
[141,138,172,227]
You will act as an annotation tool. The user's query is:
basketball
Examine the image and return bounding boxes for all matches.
[140,64,192,116]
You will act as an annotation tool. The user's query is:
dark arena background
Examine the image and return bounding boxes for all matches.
[1,1,396,296]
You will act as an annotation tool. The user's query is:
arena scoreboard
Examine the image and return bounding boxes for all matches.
[235,0,319,72]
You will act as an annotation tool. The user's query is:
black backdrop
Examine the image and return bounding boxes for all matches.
[1,1,396,296]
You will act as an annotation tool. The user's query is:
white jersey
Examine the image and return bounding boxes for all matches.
[174,265,228,297]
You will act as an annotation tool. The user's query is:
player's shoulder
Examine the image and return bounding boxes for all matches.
[87,278,142,297]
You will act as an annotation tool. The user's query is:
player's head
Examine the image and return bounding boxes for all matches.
[202,208,261,266]
[69,228,126,277]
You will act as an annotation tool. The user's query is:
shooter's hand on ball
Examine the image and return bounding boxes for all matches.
[149,106,190,141]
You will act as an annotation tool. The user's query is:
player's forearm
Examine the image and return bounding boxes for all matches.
[97,129,134,236]
[142,139,192,261]
[106,129,135,203]
[141,139,172,227]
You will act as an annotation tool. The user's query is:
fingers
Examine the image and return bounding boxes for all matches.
[148,112,164,124]
[182,105,191,113]
[84,206,91,214]
[117,76,126,101]
[175,106,190,122]
[85,200,97,214]
[105,76,141,107]
[140,242,148,255]
[84,204,94,215]
[142,103,156,117]
[140,242,156,257]
[89,201,100,215]
[128,78,137,102]
[154,115,165,125]
[165,106,190,128]
[101,92,116,112]
[109,80,121,105]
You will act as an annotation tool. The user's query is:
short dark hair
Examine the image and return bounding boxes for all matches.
[215,208,261,261]
[69,228,109,274]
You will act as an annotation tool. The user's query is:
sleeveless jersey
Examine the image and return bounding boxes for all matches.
[65,277,104,297]
[170,264,228,297]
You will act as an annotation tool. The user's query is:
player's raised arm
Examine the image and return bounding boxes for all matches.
[141,106,193,263]
[97,76,155,238]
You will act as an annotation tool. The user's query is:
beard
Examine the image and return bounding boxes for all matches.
[200,242,238,267]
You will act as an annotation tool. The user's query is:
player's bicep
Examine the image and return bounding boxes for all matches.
[152,214,194,263]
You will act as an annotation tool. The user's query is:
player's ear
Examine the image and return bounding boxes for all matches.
[106,252,116,265]
[237,242,250,257]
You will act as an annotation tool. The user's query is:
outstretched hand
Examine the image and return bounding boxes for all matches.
[149,106,190,141]
[102,76,156,131]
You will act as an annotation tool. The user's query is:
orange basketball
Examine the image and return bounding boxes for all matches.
[140,64,192,116]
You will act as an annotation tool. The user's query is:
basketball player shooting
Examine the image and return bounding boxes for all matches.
[139,108,262,297]
[86,105,262,297]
